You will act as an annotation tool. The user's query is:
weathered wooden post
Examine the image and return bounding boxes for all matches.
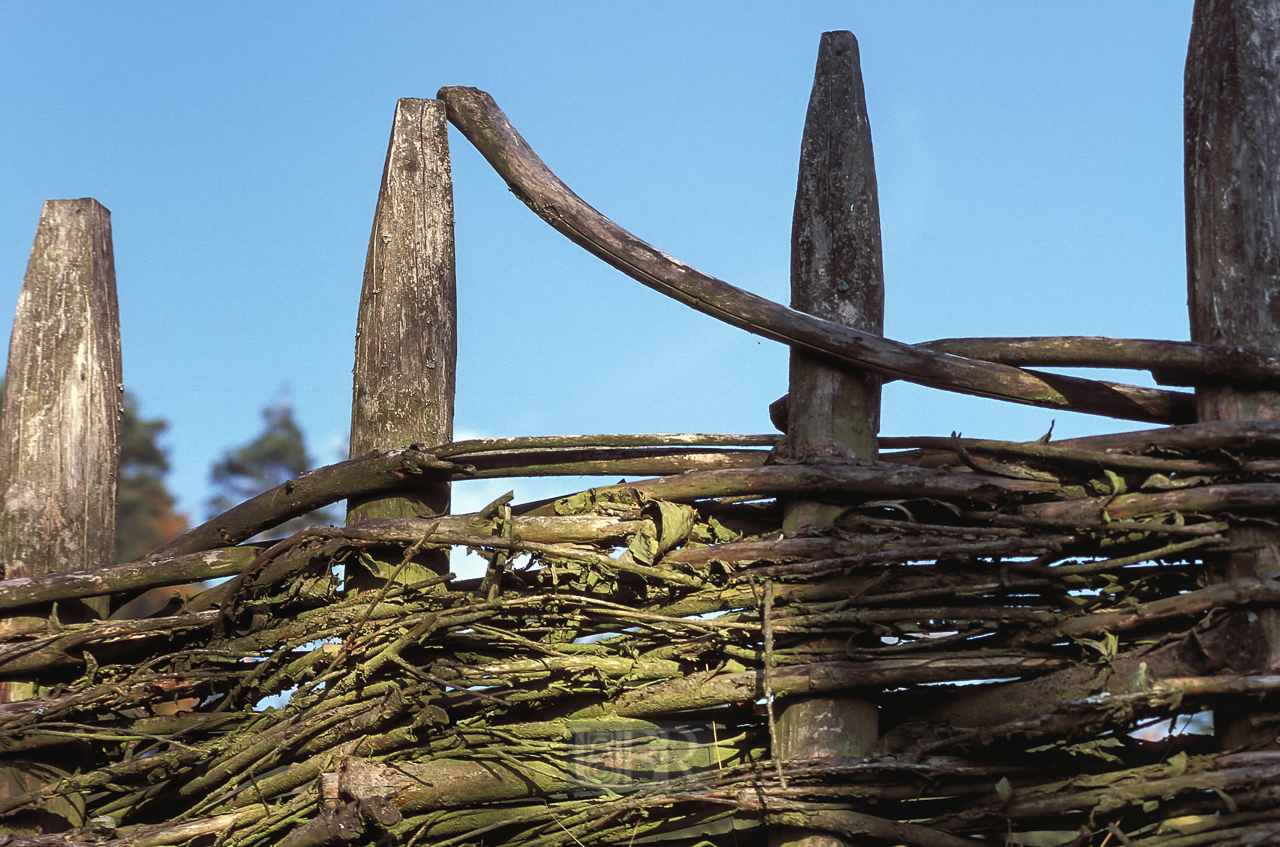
[1185,0,1280,749]
[348,98,457,585]
[774,31,882,847]
[0,198,122,827]
[0,199,122,619]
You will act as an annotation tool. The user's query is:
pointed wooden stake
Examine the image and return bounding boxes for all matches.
[774,31,882,847]
[0,199,121,611]
[0,198,122,828]
[348,98,457,583]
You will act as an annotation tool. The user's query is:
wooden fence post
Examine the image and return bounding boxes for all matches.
[0,198,122,828]
[1185,0,1280,750]
[348,98,456,585]
[774,31,882,847]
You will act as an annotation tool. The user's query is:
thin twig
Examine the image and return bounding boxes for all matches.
[762,579,786,790]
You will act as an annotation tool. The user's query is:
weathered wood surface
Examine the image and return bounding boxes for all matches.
[1050,417,1280,453]
[785,30,883,471]
[920,335,1280,386]
[863,0,1280,757]
[771,333,1280,429]
[432,432,778,457]
[17,19,1280,841]
[437,85,1193,425]
[882,423,1280,472]
[0,198,121,827]
[439,433,772,479]
[25,415,1277,579]
[456,447,767,479]
[144,444,775,560]
[1186,0,1280,421]
[9,417,1262,613]
[580,461,1058,505]
[775,33,882,847]
[0,547,257,613]
[0,199,121,600]
[348,98,456,526]
[1186,0,1280,753]
[0,418,1275,841]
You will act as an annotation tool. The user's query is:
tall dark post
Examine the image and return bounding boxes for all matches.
[783,34,884,488]
[775,31,883,847]
[1185,0,1280,749]
[348,98,457,585]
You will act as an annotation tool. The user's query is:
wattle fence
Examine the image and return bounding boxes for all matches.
[4,9,1280,847]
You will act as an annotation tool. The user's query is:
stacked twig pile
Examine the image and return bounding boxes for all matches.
[2,421,1279,846]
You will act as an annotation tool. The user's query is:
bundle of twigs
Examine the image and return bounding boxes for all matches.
[1,421,1279,846]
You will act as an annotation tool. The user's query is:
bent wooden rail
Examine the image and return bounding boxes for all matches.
[437,85,1200,425]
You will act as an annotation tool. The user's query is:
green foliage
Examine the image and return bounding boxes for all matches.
[116,394,188,561]
[207,398,338,534]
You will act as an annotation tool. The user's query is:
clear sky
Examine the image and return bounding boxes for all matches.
[2,2,1195,526]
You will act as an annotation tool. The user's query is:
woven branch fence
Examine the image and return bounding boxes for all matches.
[5,6,1280,846]
[4,426,1280,846]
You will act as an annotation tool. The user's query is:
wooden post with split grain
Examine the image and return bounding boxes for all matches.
[348,98,457,584]
[773,31,881,847]
[0,198,122,828]
[1185,0,1280,749]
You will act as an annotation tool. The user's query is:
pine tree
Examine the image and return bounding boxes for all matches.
[0,382,186,563]
[116,395,189,561]
[207,397,337,535]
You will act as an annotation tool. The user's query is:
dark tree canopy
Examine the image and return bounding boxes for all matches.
[207,398,338,534]
[115,394,187,562]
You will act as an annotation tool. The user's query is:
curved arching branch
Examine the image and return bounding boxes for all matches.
[438,86,1193,425]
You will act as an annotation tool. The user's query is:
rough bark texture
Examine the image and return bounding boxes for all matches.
[0,547,257,613]
[600,461,1056,505]
[1186,0,1280,421]
[151,448,458,559]
[1186,0,1280,751]
[0,417,1278,844]
[348,98,456,526]
[18,18,1280,843]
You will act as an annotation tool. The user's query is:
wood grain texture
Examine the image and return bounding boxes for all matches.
[349,98,456,523]
[0,198,121,825]
[0,199,121,591]
[153,448,457,558]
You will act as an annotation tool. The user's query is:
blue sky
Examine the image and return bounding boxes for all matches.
[2,2,1194,526]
